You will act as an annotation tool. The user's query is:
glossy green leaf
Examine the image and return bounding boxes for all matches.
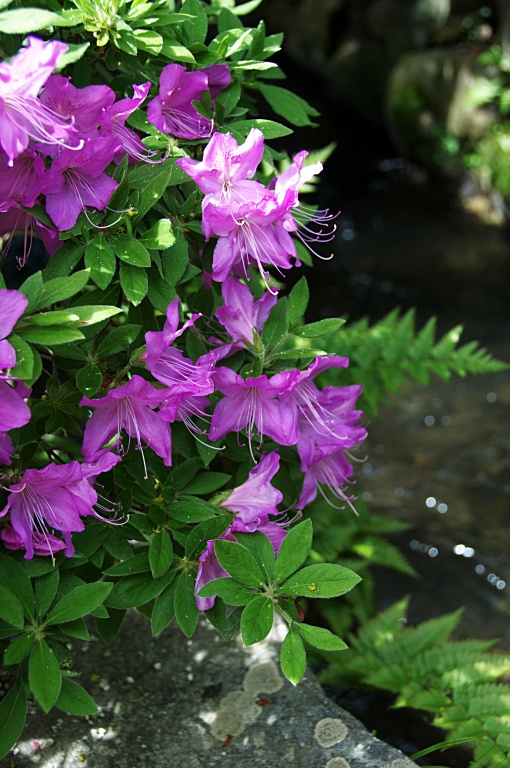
[174,570,199,637]
[274,518,313,584]
[288,276,309,327]
[0,7,78,32]
[0,677,28,761]
[85,235,116,289]
[240,596,274,645]
[45,582,114,626]
[120,263,148,305]
[279,563,361,599]
[18,270,43,312]
[17,325,85,345]
[4,632,35,665]
[184,472,231,495]
[34,570,60,617]
[102,551,150,576]
[139,219,176,249]
[96,324,141,356]
[0,555,34,621]
[151,580,178,635]
[229,118,292,139]
[170,499,218,523]
[234,531,275,582]
[6,334,34,381]
[105,571,174,609]
[76,364,103,397]
[280,629,306,685]
[38,269,90,308]
[110,233,151,267]
[29,640,62,712]
[297,623,348,651]
[215,539,266,587]
[258,83,319,127]
[0,586,24,629]
[185,514,234,560]
[134,159,175,221]
[198,577,254,606]
[56,677,97,715]
[295,318,345,338]
[149,531,173,578]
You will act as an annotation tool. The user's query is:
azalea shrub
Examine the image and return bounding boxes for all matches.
[0,0,370,756]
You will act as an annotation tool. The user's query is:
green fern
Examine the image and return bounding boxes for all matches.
[318,599,510,768]
[322,309,509,416]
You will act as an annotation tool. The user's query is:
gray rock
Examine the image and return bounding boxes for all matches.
[6,613,418,768]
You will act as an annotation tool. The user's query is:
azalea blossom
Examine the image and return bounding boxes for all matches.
[0,148,45,211]
[210,277,278,359]
[40,74,115,139]
[80,375,172,472]
[100,82,161,163]
[42,137,119,231]
[195,452,287,609]
[209,367,299,456]
[0,455,120,559]
[0,37,78,166]
[0,206,60,265]
[147,64,213,139]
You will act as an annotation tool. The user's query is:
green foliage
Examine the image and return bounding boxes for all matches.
[323,308,508,416]
[319,598,510,768]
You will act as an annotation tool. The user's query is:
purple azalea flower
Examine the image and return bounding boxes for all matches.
[212,277,278,358]
[143,298,216,399]
[147,63,213,139]
[274,150,338,257]
[0,36,78,166]
[176,129,264,203]
[100,82,160,164]
[209,367,299,455]
[0,206,60,265]
[195,451,287,609]
[1,524,67,557]
[203,193,299,284]
[202,64,231,100]
[40,75,115,138]
[42,137,119,231]
[0,431,13,465]
[0,148,45,211]
[0,457,117,559]
[80,375,172,471]
[0,288,28,373]
[0,380,30,433]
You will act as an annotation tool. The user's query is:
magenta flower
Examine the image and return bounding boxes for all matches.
[0,37,77,166]
[0,148,45,211]
[42,137,119,231]
[0,432,13,465]
[80,375,172,471]
[176,129,264,203]
[100,82,160,163]
[0,288,28,373]
[40,75,115,138]
[147,64,213,139]
[143,298,216,399]
[1,524,67,557]
[213,277,278,358]
[202,64,231,100]
[0,457,117,559]
[194,451,287,609]
[209,367,299,454]
[0,206,60,265]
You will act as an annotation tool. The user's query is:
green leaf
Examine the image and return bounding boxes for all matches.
[134,159,176,221]
[185,514,234,560]
[151,580,177,635]
[279,563,362,598]
[39,269,90,308]
[45,583,113,626]
[262,297,288,350]
[295,318,345,338]
[215,539,266,587]
[85,235,116,290]
[7,334,34,381]
[170,499,218,523]
[17,324,85,345]
[240,596,274,645]
[160,40,196,63]
[181,0,208,43]
[0,554,34,621]
[162,230,189,285]
[184,472,231,495]
[76,364,103,397]
[133,28,163,54]
[41,242,85,281]
[149,531,173,578]
[258,83,319,127]
[120,263,148,305]
[96,324,142,357]
[29,640,61,713]
[288,276,309,327]
[0,586,24,629]
[102,551,150,576]
[95,608,125,645]
[56,678,97,716]
[234,531,275,582]
[139,219,176,250]
[24,309,81,326]
[68,305,122,325]
[34,570,60,617]
[105,571,174,609]
[0,7,77,32]
[59,618,90,640]
[147,269,177,313]
[274,518,313,584]
[110,233,151,267]
[4,632,35,665]
[54,41,89,70]
[0,677,28,761]
[280,629,306,685]
[198,577,254,606]
[229,118,292,139]
[174,570,199,637]
[298,623,348,651]
[18,270,43,312]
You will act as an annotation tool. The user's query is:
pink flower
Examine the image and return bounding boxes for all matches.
[213,277,278,358]
[147,64,213,139]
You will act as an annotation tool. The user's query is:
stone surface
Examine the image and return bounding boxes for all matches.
[5,613,419,768]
